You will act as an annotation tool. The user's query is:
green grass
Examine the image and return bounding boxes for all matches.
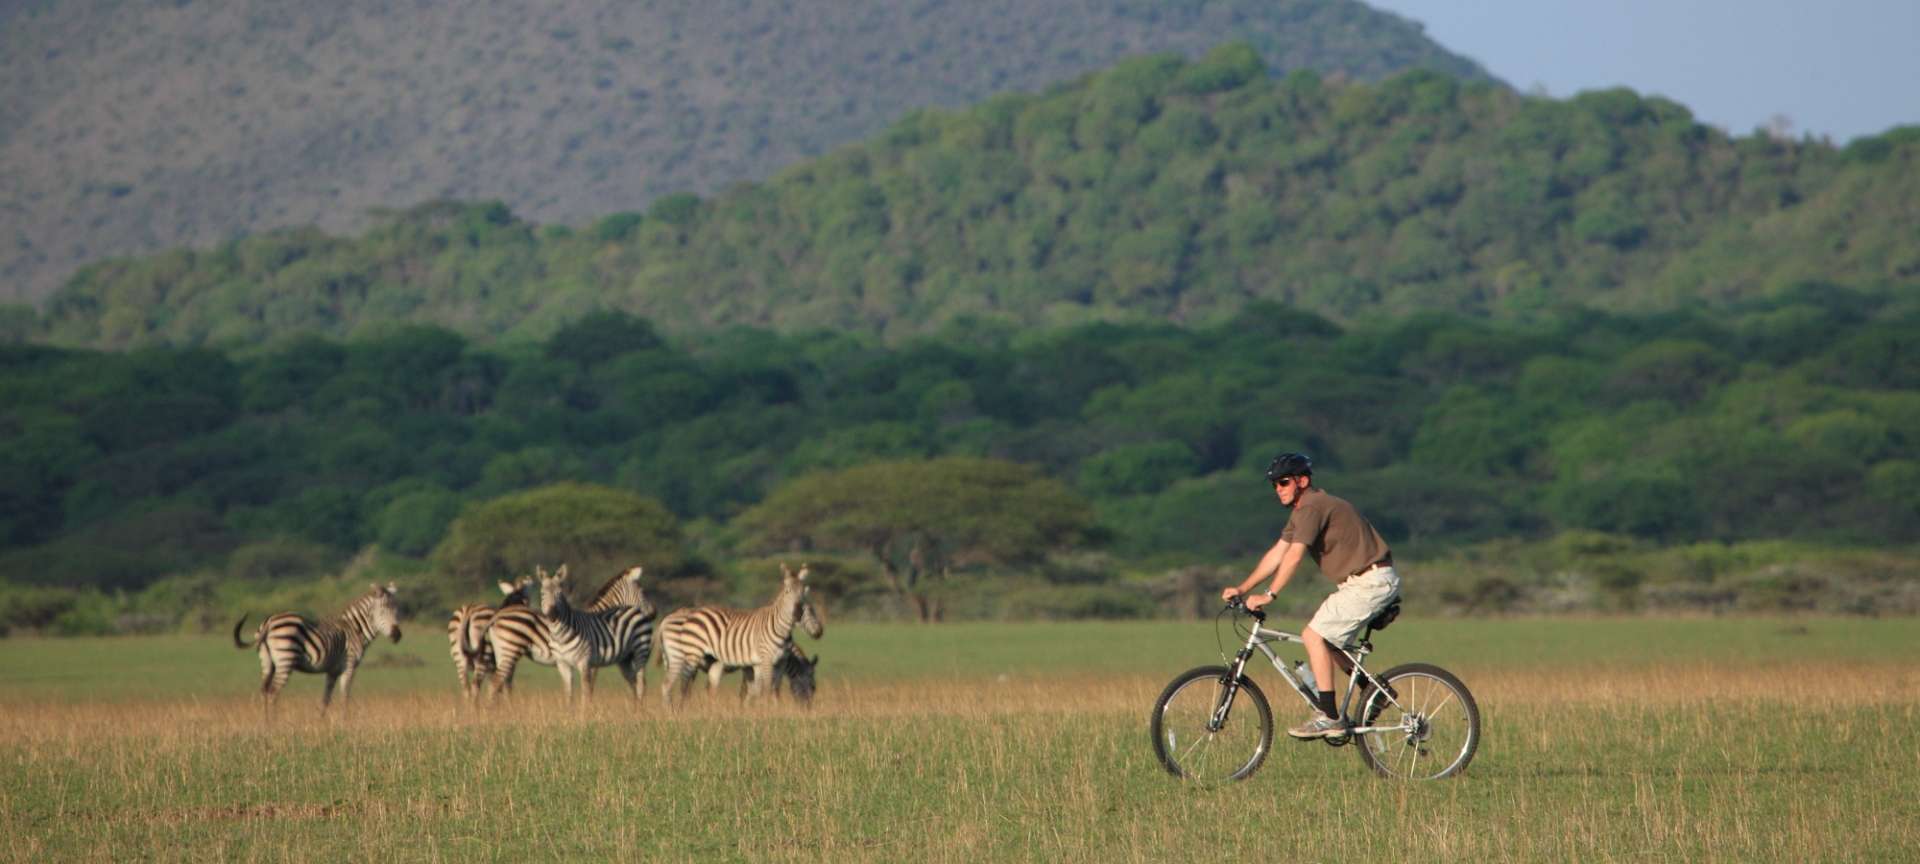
[5,615,1916,701]
[2,617,1918,862]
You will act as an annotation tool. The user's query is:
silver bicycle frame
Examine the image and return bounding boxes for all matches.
[1228,617,1407,736]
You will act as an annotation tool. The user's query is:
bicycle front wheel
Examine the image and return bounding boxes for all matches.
[1150,665,1273,784]
[1355,662,1480,780]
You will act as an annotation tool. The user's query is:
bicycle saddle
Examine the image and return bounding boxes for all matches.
[1367,600,1401,632]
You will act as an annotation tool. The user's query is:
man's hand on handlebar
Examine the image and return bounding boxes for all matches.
[1220,588,1270,619]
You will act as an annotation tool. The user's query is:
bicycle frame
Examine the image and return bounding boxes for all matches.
[1221,615,1407,737]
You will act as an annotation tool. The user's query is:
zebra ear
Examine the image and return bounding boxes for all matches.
[779,561,792,579]
[627,565,644,583]
[498,581,516,596]
[797,563,810,582]
[555,564,569,582]
[386,581,398,594]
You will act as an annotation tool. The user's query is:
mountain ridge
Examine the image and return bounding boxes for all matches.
[0,0,1493,302]
[28,50,1919,350]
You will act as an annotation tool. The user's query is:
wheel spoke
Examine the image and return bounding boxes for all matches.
[1153,668,1271,783]
[1353,669,1478,781]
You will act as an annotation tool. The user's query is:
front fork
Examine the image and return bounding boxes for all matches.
[1208,648,1256,732]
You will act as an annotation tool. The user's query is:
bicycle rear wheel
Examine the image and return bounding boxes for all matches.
[1355,662,1480,780]
[1150,665,1273,783]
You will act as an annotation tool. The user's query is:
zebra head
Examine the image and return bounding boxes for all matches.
[365,582,402,642]
[784,647,819,705]
[781,562,825,638]
[621,565,647,603]
[496,575,533,607]
[538,565,573,617]
[587,565,650,613]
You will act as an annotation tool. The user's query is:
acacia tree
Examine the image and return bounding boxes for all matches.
[431,482,683,588]
[737,457,1092,621]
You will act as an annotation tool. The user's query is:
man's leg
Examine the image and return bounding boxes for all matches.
[1303,624,1336,700]
[1288,624,1349,739]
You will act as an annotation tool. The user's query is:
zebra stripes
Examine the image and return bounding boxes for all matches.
[483,565,654,702]
[659,562,825,705]
[584,565,653,615]
[233,582,403,714]
[447,576,532,702]
[535,566,657,702]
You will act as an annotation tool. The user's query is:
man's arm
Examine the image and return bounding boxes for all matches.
[1222,537,1308,607]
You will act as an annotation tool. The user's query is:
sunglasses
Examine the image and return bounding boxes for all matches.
[1271,476,1297,487]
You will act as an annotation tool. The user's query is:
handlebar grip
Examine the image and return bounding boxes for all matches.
[1223,596,1267,621]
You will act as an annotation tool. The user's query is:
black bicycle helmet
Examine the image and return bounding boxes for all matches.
[1264,452,1313,482]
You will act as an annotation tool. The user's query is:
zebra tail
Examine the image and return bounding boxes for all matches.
[232,615,255,649]
[463,615,490,659]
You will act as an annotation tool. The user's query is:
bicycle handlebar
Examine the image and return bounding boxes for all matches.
[1223,595,1268,622]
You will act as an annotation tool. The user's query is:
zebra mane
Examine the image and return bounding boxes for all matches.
[586,567,639,606]
[343,582,392,615]
[337,582,398,641]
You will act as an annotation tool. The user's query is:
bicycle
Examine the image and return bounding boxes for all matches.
[1149,596,1479,782]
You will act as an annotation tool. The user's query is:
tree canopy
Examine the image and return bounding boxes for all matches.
[738,458,1093,620]
[430,482,684,590]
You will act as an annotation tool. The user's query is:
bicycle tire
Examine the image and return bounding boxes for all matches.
[1150,665,1274,783]
[1354,662,1480,780]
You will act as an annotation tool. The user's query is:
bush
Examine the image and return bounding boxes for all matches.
[999,584,1158,620]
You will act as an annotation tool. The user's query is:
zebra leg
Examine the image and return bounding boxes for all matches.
[470,653,495,704]
[749,661,776,700]
[619,659,644,703]
[259,650,290,714]
[336,662,360,717]
[738,666,752,699]
[661,656,694,706]
[320,671,341,714]
[556,663,575,704]
[488,646,519,705]
[708,662,729,695]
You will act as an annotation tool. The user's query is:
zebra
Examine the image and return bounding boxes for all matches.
[446,576,532,703]
[731,643,820,705]
[706,605,825,701]
[658,562,825,705]
[579,565,653,691]
[482,565,654,703]
[232,582,403,714]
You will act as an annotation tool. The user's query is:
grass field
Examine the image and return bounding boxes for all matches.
[3,616,1918,862]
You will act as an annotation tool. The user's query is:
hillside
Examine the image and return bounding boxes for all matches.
[0,0,1492,303]
[27,48,1920,349]
[6,292,1919,628]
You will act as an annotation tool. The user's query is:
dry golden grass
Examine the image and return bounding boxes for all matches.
[5,619,1920,863]
[3,664,1918,863]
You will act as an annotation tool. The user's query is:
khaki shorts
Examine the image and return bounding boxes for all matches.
[1308,566,1400,648]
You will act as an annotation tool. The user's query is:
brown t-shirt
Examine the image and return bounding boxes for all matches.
[1280,487,1393,583]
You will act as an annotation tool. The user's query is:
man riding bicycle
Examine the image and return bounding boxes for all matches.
[1222,452,1400,740]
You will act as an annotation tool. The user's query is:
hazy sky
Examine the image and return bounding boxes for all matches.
[1365,0,1920,143]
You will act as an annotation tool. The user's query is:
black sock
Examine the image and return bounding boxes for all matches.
[1316,690,1337,718]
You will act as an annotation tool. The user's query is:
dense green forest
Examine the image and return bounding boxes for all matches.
[5,290,1918,632]
[1,0,1487,302]
[23,46,1920,348]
